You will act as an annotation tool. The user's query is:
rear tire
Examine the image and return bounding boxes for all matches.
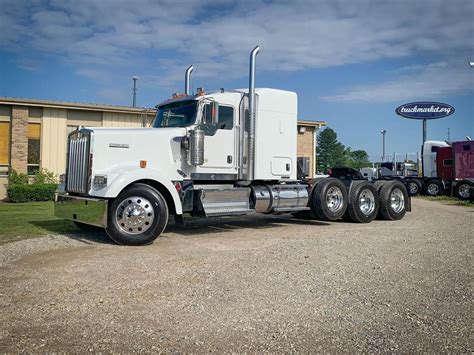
[344,181,379,223]
[425,179,443,196]
[405,179,422,196]
[311,178,348,221]
[106,183,169,246]
[377,181,408,220]
[454,181,472,200]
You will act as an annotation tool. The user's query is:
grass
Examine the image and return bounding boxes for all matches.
[414,195,474,207]
[0,201,80,244]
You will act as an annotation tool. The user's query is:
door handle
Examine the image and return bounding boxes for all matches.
[227,155,233,164]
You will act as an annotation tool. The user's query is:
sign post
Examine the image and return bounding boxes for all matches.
[395,101,455,144]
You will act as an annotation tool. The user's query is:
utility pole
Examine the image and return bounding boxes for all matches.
[380,129,387,162]
[132,76,138,108]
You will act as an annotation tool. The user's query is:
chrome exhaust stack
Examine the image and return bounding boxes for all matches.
[185,65,194,95]
[248,45,260,180]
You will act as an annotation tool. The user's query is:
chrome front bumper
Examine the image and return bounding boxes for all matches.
[54,193,108,227]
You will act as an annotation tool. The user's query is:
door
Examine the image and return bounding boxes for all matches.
[199,103,238,174]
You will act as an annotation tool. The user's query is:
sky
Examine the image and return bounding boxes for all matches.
[0,0,473,160]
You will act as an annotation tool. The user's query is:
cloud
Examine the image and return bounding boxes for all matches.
[320,61,474,103]
[1,0,473,101]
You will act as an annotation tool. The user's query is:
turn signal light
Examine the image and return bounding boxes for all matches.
[140,160,147,168]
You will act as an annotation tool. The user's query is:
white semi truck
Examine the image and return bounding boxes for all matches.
[55,46,410,245]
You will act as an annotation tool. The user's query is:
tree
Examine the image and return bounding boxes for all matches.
[316,127,347,173]
[345,149,371,169]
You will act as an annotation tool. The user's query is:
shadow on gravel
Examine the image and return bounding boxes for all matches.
[33,215,330,243]
[30,220,113,245]
[67,231,114,245]
[166,215,330,237]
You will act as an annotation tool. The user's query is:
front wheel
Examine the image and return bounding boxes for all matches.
[106,183,169,246]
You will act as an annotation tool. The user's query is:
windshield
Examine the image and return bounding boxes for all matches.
[153,101,198,128]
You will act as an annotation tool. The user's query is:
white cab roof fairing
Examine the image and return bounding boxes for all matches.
[156,88,297,109]
[424,140,451,147]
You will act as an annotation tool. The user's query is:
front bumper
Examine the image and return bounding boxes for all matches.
[54,193,108,227]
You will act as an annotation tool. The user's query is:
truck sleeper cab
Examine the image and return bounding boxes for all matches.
[55,46,410,245]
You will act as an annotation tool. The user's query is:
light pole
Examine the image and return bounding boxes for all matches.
[132,76,138,107]
[381,129,387,163]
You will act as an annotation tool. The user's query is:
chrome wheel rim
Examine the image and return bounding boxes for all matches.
[390,188,405,213]
[326,186,344,213]
[409,183,418,194]
[427,183,439,195]
[115,196,154,235]
[458,184,470,198]
[359,189,375,216]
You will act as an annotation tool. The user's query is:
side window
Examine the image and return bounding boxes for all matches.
[203,104,234,130]
[218,106,233,130]
[28,123,41,175]
[463,144,471,151]
[0,121,10,176]
[431,146,439,153]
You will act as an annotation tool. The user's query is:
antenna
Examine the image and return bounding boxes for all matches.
[447,127,450,141]
[132,76,139,107]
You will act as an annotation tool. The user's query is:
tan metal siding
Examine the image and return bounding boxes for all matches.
[67,109,102,127]
[103,112,144,127]
[0,176,7,200]
[41,108,68,175]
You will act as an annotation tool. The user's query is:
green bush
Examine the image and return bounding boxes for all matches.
[7,184,58,203]
[8,170,29,185]
[33,169,58,184]
[6,169,58,202]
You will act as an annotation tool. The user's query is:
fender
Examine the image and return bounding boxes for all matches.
[91,166,183,215]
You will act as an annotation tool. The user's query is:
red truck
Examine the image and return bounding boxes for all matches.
[435,140,473,200]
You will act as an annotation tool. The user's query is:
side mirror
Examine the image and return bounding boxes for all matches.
[210,101,219,124]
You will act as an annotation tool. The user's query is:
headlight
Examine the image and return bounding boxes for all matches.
[93,175,108,187]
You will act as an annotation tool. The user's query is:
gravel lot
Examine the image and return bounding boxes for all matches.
[0,198,472,352]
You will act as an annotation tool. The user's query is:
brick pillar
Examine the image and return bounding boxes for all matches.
[11,106,28,174]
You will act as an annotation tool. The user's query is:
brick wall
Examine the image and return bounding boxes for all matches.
[11,106,28,173]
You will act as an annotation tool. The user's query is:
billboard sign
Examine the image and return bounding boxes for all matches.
[395,102,455,120]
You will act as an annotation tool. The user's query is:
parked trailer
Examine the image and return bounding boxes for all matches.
[54,46,410,246]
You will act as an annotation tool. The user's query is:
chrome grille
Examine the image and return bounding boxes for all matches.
[66,132,90,194]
